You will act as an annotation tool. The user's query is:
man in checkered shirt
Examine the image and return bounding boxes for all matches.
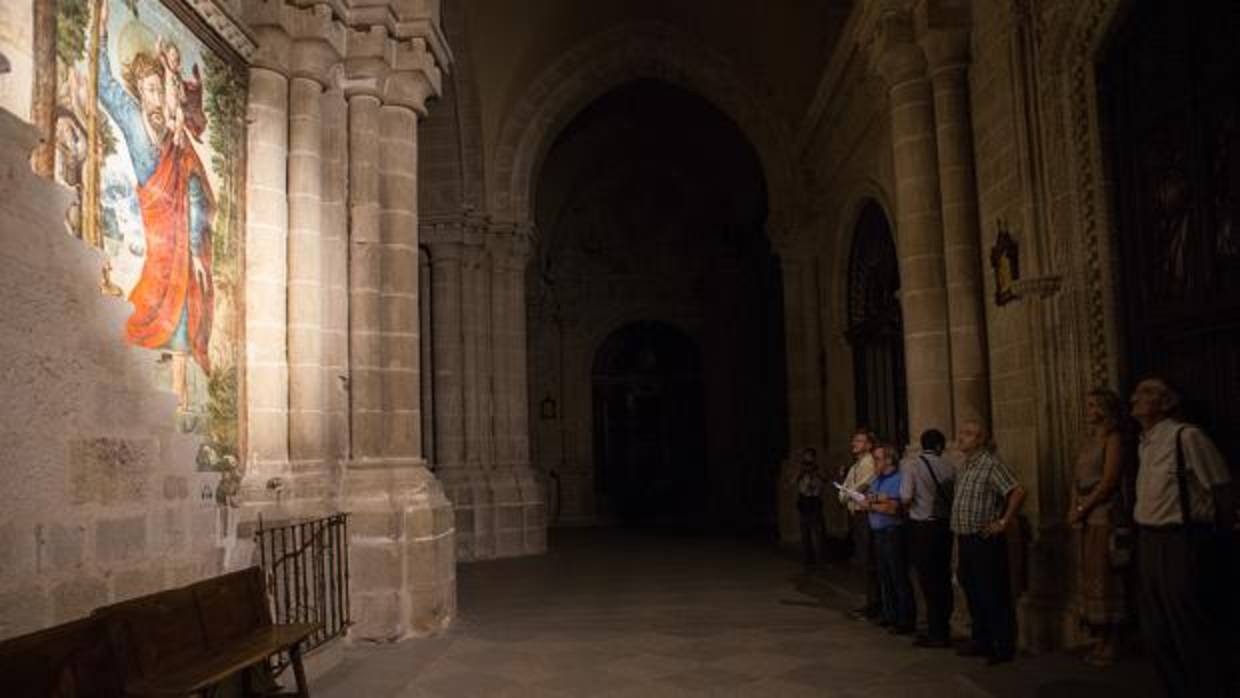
[950,420,1027,665]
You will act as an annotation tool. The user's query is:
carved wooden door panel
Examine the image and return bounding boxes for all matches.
[1103,1,1240,461]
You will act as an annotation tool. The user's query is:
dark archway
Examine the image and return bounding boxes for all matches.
[1101,1,1240,462]
[846,201,908,448]
[591,322,706,526]
[529,79,786,532]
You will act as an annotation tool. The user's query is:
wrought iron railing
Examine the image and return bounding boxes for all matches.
[254,513,351,672]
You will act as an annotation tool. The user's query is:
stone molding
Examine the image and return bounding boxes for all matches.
[1048,0,1125,390]
[186,0,258,60]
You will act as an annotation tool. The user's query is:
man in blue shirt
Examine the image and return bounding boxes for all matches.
[864,443,915,634]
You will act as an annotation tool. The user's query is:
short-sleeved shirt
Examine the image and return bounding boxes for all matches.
[840,453,876,513]
[868,469,905,530]
[900,452,955,521]
[950,450,1019,535]
[1135,419,1231,526]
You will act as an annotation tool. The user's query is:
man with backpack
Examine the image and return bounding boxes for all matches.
[901,429,956,648]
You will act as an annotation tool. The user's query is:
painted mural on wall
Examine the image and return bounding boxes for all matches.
[49,0,246,464]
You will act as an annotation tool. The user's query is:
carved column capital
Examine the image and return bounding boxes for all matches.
[287,5,346,84]
[915,0,971,78]
[869,9,927,88]
[342,25,442,114]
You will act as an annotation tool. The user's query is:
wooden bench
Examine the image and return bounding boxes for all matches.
[0,616,124,698]
[97,566,318,697]
[0,567,319,698]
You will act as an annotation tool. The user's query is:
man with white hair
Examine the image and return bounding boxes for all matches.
[1130,377,1234,698]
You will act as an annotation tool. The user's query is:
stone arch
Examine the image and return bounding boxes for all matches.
[489,21,796,233]
[828,182,897,332]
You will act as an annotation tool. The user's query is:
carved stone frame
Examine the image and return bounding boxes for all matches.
[1041,0,1130,392]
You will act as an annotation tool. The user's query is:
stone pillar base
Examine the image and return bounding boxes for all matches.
[1018,525,1078,652]
[342,462,456,641]
[439,465,546,562]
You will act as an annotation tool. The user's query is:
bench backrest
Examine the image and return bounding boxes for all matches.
[95,566,272,683]
[0,616,124,698]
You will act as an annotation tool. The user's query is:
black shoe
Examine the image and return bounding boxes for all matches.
[913,636,951,648]
[985,655,1014,666]
[888,625,915,636]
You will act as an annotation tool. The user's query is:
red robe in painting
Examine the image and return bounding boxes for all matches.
[125,140,215,374]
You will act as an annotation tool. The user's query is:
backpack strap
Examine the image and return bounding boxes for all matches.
[1174,426,1192,525]
[919,454,948,509]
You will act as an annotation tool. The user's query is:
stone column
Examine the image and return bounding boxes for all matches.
[924,28,990,429]
[488,230,545,557]
[428,241,466,470]
[286,52,328,479]
[346,88,383,463]
[244,50,290,485]
[321,76,350,467]
[777,250,827,542]
[462,241,493,470]
[459,239,494,558]
[341,56,454,639]
[377,100,422,463]
[874,10,954,441]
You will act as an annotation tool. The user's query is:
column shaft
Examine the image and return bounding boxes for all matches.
[287,75,326,470]
[490,252,513,467]
[245,67,290,471]
[463,245,493,467]
[508,253,531,468]
[378,104,422,463]
[321,86,350,463]
[430,244,466,468]
[882,46,954,440]
[348,93,383,461]
[932,62,990,428]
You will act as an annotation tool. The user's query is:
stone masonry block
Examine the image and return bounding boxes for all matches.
[163,476,189,500]
[51,576,108,624]
[350,543,402,593]
[0,586,50,641]
[497,506,523,530]
[47,522,85,571]
[114,567,166,602]
[96,516,147,563]
[69,437,153,505]
[0,519,34,581]
[351,591,405,641]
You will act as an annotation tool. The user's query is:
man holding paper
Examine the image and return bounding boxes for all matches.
[839,429,880,620]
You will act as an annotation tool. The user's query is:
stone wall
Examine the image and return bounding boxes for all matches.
[0,110,226,641]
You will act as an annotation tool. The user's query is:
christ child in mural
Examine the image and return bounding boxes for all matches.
[156,35,206,148]
[96,0,215,409]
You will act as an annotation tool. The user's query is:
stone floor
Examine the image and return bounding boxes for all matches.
[313,528,1161,697]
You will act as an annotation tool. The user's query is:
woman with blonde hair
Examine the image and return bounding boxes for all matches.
[1069,387,1131,666]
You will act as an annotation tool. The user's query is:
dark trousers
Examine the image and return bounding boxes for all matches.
[874,526,916,629]
[851,511,881,613]
[1138,527,1232,698]
[910,519,954,641]
[797,496,827,564]
[957,533,1015,659]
